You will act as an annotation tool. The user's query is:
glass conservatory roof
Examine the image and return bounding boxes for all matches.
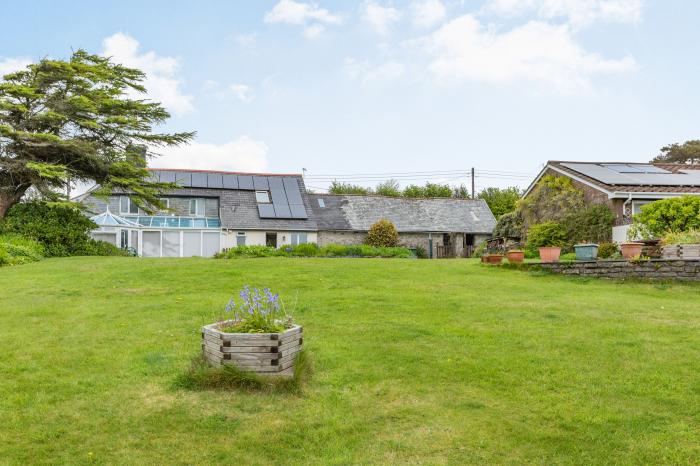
[90,210,141,227]
[124,216,221,229]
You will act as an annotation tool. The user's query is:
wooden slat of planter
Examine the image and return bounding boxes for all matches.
[203,333,223,346]
[279,346,301,359]
[203,339,224,351]
[279,358,296,371]
[280,326,303,339]
[220,335,281,346]
[278,337,302,352]
[226,352,281,362]
[221,360,280,372]
[220,345,279,354]
[280,332,303,345]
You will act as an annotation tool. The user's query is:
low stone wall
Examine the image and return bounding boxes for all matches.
[530,259,700,281]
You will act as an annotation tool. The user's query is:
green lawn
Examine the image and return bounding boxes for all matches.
[1,257,699,465]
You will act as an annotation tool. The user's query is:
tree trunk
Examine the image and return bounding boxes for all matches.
[0,186,29,218]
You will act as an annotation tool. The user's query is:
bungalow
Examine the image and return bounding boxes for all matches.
[308,193,496,258]
[80,168,317,257]
[80,168,497,258]
[524,161,700,242]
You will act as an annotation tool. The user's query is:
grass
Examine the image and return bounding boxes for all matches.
[0,257,699,465]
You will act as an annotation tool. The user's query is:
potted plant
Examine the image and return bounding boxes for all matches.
[660,230,700,259]
[506,250,524,263]
[574,243,598,261]
[202,286,302,376]
[620,242,643,260]
[538,246,561,263]
[484,253,504,264]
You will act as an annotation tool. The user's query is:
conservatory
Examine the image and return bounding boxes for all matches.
[89,209,223,257]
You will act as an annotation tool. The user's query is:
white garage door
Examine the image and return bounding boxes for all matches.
[202,232,221,257]
[142,231,161,257]
[183,231,201,257]
[162,231,180,257]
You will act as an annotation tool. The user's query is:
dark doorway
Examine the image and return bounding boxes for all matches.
[266,233,277,248]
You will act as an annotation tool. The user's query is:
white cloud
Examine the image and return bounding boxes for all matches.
[424,15,635,93]
[343,58,406,84]
[362,1,402,34]
[303,24,326,39]
[229,84,255,103]
[0,57,31,77]
[264,0,341,38]
[411,0,446,28]
[484,0,642,26]
[102,33,194,115]
[150,137,269,173]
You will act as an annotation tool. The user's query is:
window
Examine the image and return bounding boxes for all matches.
[236,232,246,246]
[159,198,170,209]
[119,196,139,214]
[189,198,205,216]
[632,200,654,215]
[317,198,325,208]
[291,232,308,246]
[120,230,129,249]
[255,191,270,203]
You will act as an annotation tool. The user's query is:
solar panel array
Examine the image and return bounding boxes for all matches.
[561,163,700,187]
[151,170,308,219]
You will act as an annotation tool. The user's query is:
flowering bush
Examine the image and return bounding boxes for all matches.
[218,285,293,334]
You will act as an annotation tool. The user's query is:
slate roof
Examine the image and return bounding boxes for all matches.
[309,194,496,234]
[535,161,700,196]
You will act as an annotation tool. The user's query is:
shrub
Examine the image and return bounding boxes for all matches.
[598,242,618,259]
[493,211,524,239]
[0,233,45,266]
[289,243,319,257]
[472,240,487,258]
[629,196,700,238]
[526,222,567,255]
[560,252,577,261]
[365,219,399,247]
[415,245,428,259]
[562,204,614,247]
[0,201,98,257]
[660,229,700,245]
[76,239,128,257]
[518,175,585,231]
[218,245,284,258]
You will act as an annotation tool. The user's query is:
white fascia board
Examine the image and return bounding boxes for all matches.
[609,191,700,199]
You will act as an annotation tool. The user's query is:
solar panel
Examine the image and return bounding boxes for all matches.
[207,173,223,188]
[222,174,238,189]
[638,165,671,174]
[560,163,638,184]
[253,176,269,190]
[268,178,287,205]
[238,176,254,189]
[191,172,208,188]
[257,204,276,218]
[603,164,643,173]
[289,204,308,219]
[562,163,700,186]
[158,171,177,183]
[282,178,304,204]
[273,203,292,218]
[173,172,191,187]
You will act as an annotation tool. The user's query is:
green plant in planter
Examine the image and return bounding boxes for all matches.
[661,229,700,245]
[218,286,293,334]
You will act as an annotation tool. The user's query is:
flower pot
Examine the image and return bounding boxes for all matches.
[620,242,643,260]
[484,254,504,265]
[574,243,598,261]
[202,323,303,376]
[538,247,561,263]
[506,250,524,264]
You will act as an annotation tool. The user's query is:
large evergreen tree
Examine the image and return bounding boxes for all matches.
[651,140,700,164]
[0,50,194,217]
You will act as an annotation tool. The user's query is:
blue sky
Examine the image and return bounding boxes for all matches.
[2,0,699,192]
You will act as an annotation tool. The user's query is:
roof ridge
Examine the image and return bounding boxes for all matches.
[148,168,303,177]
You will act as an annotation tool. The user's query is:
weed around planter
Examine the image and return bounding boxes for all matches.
[175,349,312,394]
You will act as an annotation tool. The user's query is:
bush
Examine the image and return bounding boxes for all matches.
[629,196,700,238]
[560,252,577,261]
[661,229,700,245]
[218,245,284,258]
[365,219,399,247]
[493,211,524,239]
[0,233,45,266]
[562,204,614,247]
[289,243,319,257]
[472,240,487,258]
[415,245,428,259]
[526,222,567,256]
[0,201,98,257]
[76,239,128,257]
[598,242,618,259]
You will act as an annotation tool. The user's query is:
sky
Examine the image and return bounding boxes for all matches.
[2,0,699,193]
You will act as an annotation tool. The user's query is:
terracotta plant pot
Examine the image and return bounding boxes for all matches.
[484,254,504,265]
[538,247,561,263]
[506,250,524,264]
[620,242,643,260]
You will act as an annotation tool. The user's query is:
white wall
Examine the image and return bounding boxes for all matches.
[612,225,633,243]
[224,230,318,248]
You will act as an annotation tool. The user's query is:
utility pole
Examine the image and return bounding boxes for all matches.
[471,167,475,199]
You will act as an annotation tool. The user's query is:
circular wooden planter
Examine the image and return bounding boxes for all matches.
[661,243,700,260]
[201,323,303,376]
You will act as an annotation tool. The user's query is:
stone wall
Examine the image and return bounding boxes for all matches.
[531,259,700,281]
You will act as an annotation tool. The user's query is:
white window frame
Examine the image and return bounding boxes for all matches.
[255,191,271,203]
[632,200,654,215]
[119,196,139,215]
[189,198,205,217]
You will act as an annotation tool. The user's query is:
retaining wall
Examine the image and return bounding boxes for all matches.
[531,259,700,281]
